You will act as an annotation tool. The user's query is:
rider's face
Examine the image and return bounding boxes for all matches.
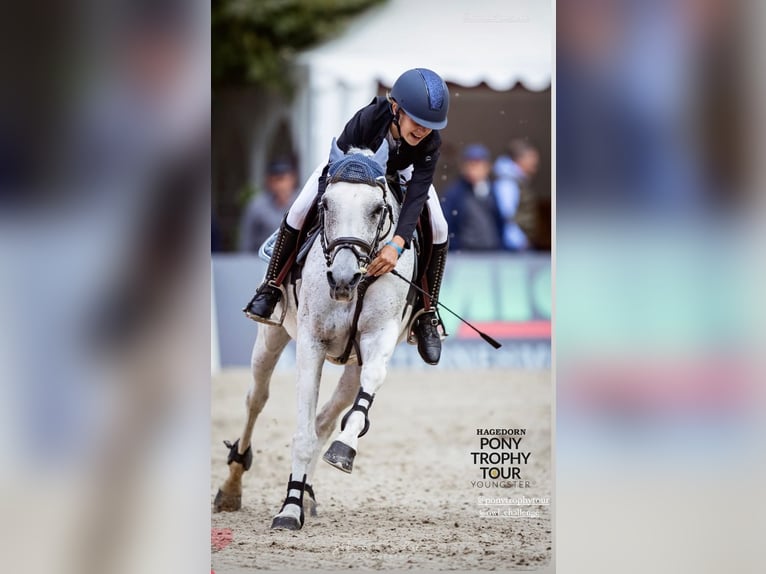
[392,103,432,146]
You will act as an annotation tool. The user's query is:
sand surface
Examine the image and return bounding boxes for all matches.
[212,367,552,571]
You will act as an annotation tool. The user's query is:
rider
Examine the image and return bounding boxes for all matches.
[243,68,450,365]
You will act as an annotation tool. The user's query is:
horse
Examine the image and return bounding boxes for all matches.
[214,139,417,530]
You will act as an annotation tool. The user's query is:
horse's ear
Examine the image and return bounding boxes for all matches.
[328,137,344,164]
[372,139,389,171]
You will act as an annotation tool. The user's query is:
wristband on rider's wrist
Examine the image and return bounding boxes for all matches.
[385,240,404,256]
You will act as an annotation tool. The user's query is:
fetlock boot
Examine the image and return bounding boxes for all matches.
[243,218,300,324]
[414,241,448,365]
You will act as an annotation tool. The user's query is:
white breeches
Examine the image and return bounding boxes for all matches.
[286,162,449,245]
[425,184,449,244]
[286,162,325,229]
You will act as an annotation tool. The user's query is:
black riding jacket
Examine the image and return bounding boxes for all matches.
[336,96,442,248]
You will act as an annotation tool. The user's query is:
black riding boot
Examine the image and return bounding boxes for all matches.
[243,219,300,323]
[414,241,448,365]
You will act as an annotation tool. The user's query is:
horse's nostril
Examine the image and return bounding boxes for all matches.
[351,273,362,287]
[326,271,336,288]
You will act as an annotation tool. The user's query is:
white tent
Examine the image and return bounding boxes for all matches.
[290,0,552,176]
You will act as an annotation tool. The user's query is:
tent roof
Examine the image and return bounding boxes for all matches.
[298,0,552,91]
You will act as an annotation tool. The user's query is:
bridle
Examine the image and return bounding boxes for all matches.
[318,177,394,272]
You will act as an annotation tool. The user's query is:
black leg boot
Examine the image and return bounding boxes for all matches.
[414,241,448,365]
[243,218,300,324]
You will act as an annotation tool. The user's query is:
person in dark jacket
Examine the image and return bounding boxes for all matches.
[243,68,450,365]
[238,159,298,253]
[443,144,504,251]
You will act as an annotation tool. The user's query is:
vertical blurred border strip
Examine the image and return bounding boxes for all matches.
[556,0,763,573]
[749,0,766,387]
[749,0,766,540]
[0,1,211,574]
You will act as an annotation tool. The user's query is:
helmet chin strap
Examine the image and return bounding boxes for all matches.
[391,103,403,154]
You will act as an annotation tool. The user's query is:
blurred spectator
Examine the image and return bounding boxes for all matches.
[442,144,503,251]
[239,158,297,252]
[555,0,731,211]
[0,3,210,574]
[64,0,204,192]
[493,139,540,251]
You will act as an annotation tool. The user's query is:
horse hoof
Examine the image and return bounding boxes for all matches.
[213,489,241,512]
[323,440,356,474]
[271,515,302,530]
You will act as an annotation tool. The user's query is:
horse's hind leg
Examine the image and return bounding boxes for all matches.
[323,322,399,473]
[214,324,290,512]
[301,364,361,516]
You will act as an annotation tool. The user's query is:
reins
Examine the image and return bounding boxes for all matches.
[319,168,395,365]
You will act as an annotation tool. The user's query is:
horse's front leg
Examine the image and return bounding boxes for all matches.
[214,324,290,512]
[297,364,361,516]
[323,321,399,473]
[271,335,325,530]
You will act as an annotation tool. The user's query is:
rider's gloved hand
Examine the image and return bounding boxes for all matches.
[366,236,405,276]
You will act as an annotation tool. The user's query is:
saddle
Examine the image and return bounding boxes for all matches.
[258,176,432,297]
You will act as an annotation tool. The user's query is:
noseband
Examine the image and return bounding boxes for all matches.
[319,179,394,271]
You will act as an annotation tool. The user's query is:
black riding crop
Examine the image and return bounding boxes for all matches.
[389,269,502,349]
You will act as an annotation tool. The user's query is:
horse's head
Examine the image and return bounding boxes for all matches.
[319,139,393,302]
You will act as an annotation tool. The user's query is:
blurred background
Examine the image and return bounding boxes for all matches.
[1,1,210,573]
[556,0,764,572]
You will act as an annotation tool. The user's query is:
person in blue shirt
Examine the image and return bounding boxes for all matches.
[243,68,450,365]
[493,139,540,251]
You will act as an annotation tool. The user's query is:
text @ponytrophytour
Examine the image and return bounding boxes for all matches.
[476,495,549,519]
[470,428,533,488]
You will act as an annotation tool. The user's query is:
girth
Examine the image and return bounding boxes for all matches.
[332,274,380,365]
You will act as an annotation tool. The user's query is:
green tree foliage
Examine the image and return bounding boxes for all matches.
[213,0,386,89]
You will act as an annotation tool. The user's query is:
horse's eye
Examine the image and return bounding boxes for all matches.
[370,205,383,218]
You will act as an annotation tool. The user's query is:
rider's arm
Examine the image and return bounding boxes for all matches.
[393,147,439,248]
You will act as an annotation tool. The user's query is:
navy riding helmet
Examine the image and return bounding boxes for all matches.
[390,68,449,130]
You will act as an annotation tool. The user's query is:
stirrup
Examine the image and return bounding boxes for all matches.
[406,308,447,346]
[244,284,288,327]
